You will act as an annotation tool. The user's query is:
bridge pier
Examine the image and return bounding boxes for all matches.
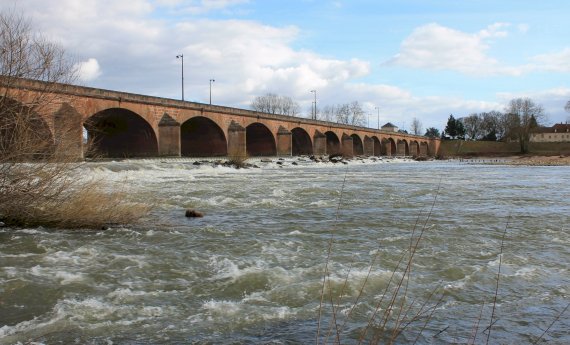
[363,136,374,156]
[277,126,292,156]
[313,131,326,155]
[342,134,354,158]
[158,113,181,156]
[228,121,247,158]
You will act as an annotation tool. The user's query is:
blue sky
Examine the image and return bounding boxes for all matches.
[3,0,569,131]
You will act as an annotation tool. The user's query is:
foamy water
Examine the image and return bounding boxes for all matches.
[1,158,569,344]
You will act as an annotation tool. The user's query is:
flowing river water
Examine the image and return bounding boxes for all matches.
[1,158,569,344]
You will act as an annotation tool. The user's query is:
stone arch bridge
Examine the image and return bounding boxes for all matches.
[1,78,440,159]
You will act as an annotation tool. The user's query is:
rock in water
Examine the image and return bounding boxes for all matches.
[185,209,204,218]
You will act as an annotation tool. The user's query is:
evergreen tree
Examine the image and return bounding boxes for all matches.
[445,115,458,139]
[424,127,440,138]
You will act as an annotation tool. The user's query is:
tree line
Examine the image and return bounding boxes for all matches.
[249,94,570,153]
[442,97,545,153]
[251,93,368,126]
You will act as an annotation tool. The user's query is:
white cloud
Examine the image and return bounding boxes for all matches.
[164,0,251,14]
[517,23,530,34]
[387,22,526,76]
[477,22,510,39]
[74,58,102,81]
[530,48,570,73]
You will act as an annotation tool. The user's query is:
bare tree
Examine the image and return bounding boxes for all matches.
[280,96,301,116]
[505,97,544,153]
[565,100,570,113]
[335,103,351,124]
[251,93,301,116]
[349,101,366,126]
[332,101,365,126]
[0,9,147,227]
[320,104,336,122]
[462,113,483,140]
[411,117,423,135]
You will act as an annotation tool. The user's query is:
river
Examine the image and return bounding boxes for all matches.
[1,158,569,344]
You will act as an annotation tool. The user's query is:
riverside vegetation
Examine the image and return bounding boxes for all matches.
[0,10,149,228]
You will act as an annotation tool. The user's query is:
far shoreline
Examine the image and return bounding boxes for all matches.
[449,154,570,166]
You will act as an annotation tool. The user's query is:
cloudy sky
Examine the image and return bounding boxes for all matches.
[3,0,570,131]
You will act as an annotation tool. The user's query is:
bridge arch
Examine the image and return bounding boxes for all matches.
[351,134,364,156]
[410,140,420,156]
[84,108,158,157]
[371,136,381,156]
[397,139,410,156]
[246,122,276,156]
[382,138,396,156]
[291,127,313,155]
[181,116,227,157]
[324,131,341,155]
[0,97,54,158]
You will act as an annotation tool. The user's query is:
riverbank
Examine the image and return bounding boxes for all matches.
[455,155,570,166]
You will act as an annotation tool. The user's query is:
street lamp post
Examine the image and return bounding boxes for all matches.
[375,106,380,130]
[209,79,215,105]
[176,54,184,101]
[310,90,317,120]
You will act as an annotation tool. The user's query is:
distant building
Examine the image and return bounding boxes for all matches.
[381,122,399,132]
[530,123,570,142]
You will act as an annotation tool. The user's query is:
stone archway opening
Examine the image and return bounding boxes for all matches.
[351,134,364,156]
[181,116,227,157]
[324,131,341,155]
[410,141,420,157]
[397,139,409,156]
[291,127,313,155]
[84,108,158,158]
[246,123,276,156]
[0,97,54,159]
[382,138,397,156]
[372,136,381,156]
